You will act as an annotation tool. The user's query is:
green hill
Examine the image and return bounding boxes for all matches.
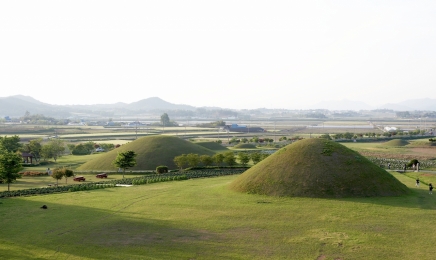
[233,143,257,149]
[229,138,409,198]
[383,139,410,147]
[195,141,228,151]
[78,135,215,171]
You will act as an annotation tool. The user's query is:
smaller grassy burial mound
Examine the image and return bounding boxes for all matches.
[233,143,257,149]
[383,139,410,147]
[229,138,409,198]
[195,141,228,151]
[78,135,215,171]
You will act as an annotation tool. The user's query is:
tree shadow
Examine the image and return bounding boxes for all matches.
[0,196,220,259]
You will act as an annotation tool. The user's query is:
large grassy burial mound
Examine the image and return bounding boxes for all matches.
[229,138,409,198]
[78,135,215,171]
[383,139,410,147]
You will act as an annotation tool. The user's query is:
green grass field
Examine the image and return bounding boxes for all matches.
[1,173,436,259]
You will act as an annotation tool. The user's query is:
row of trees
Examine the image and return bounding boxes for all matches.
[173,151,270,170]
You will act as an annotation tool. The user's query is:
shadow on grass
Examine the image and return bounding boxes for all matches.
[329,172,436,210]
[0,196,220,260]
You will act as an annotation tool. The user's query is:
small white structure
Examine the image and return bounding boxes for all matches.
[384,126,397,132]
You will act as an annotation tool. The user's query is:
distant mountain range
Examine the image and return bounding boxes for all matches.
[311,98,436,111]
[1,95,435,118]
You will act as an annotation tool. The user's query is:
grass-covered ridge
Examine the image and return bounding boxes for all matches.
[233,143,257,149]
[229,138,410,198]
[383,139,410,147]
[195,141,228,151]
[77,135,215,171]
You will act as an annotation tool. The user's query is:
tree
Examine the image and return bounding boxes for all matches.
[319,134,332,140]
[223,151,236,166]
[250,152,262,165]
[0,150,23,191]
[0,135,22,152]
[186,153,200,168]
[113,150,137,178]
[161,113,170,126]
[41,139,65,162]
[51,168,64,186]
[174,154,188,170]
[237,152,250,166]
[200,155,214,167]
[213,153,225,167]
[28,138,42,161]
[67,144,76,154]
[63,168,74,184]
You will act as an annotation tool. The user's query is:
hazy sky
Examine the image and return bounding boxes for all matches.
[1,1,435,109]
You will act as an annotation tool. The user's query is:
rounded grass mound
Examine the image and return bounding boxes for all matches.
[383,139,410,147]
[229,138,409,198]
[233,143,257,149]
[78,135,215,171]
[195,141,228,151]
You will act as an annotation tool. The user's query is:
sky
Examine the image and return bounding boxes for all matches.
[1,1,435,110]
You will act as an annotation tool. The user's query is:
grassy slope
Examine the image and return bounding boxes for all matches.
[1,174,436,260]
[233,143,257,149]
[195,141,228,151]
[77,135,215,171]
[230,138,409,198]
[383,139,410,147]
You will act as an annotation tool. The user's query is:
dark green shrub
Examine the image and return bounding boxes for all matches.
[156,165,168,174]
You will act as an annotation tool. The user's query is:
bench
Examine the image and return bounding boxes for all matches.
[96,173,108,178]
[73,176,86,182]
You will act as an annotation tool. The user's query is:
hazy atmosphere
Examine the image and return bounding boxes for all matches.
[1,1,435,109]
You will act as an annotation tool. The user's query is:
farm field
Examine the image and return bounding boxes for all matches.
[1,173,436,259]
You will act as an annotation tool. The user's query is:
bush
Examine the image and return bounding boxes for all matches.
[20,171,47,176]
[156,165,168,174]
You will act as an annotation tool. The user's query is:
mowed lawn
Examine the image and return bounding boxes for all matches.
[1,173,436,260]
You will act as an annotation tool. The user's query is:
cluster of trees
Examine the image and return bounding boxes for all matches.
[51,167,75,185]
[173,151,270,170]
[229,136,275,144]
[67,142,117,155]
[20,111,68,125]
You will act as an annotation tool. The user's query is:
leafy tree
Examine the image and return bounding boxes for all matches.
[241,138,248,143]
[186,153,200,168]
[261,153,270,160]
[27,138,42,161]
[51,168,64,186]
[72,144,92,155]
[213,153,225,167]
[229,137,239,144]
[250,136,259,143]
[237,152,250,166]
[223,151,236,166]
[200,155,214,167]
[41,139,65,162]
[0,150,23,191]
[99,143,115,151]
[67,144,76,154]
[343,132,354,139]
[83,141,95,153]
[174,154,188,170]
[279,136,287,141]
[161,113,170,126]
[113,150,137,178]
[250,152,262,164]
[0,135,22,152]
[319,134,332,140]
